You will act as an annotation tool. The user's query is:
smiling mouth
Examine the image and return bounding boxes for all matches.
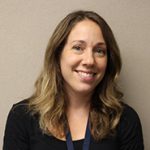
[78,71,95,77]
[75,70,96,80]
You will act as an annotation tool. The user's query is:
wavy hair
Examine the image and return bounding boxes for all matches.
[28,10,123,140]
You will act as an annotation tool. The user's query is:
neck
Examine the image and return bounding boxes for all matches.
[66,91,92,109]
[65,92,92,121]
[65,92,91,141]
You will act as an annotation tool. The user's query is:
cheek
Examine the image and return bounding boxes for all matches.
[97,58,107,72]
[61,53,79,69]
[60,56,76,76]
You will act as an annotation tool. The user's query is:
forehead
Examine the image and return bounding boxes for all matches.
[66,19,105,43]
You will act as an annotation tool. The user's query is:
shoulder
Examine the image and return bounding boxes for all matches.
[4,99,39,138]
[118,103,142,133]
[6,99,34,128]
[11,99,29,111]
[117,103,144,149]
[9,99,30,118]
[4,99,40,149]
[120,103,140,124]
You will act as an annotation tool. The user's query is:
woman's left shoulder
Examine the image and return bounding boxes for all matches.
[120,103,141,123]
[117,103,144,149]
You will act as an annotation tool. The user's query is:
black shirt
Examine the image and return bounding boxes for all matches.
[3,99,144,150]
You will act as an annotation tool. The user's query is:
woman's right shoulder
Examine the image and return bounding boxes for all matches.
[8,99,34,122]
[10,99,30,113]
[5,99,39,134]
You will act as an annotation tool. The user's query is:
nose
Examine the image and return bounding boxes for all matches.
[82,50,95,67]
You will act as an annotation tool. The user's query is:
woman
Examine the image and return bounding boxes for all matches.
[3,10,144,150]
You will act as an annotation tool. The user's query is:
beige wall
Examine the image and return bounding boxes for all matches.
[0,0,150,149]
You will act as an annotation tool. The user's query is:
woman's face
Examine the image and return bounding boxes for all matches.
[60,19,107,96]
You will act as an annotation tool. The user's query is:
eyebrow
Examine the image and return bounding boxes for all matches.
[72,40,106,47]
[72,40,86,44]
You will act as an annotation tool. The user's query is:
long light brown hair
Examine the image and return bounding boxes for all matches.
[28,10,123,140]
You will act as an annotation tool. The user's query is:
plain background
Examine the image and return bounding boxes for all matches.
[0,0,150,149]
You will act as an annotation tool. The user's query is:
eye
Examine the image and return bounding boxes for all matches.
[72,45,82,51]
[95,47,106,57]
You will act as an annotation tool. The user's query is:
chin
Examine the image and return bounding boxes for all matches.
[74,86,95,94]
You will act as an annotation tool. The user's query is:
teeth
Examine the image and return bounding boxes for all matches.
[78,71,94,78]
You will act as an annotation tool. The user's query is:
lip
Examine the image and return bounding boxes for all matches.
[75,70,96,74]
[75,70,96,82]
